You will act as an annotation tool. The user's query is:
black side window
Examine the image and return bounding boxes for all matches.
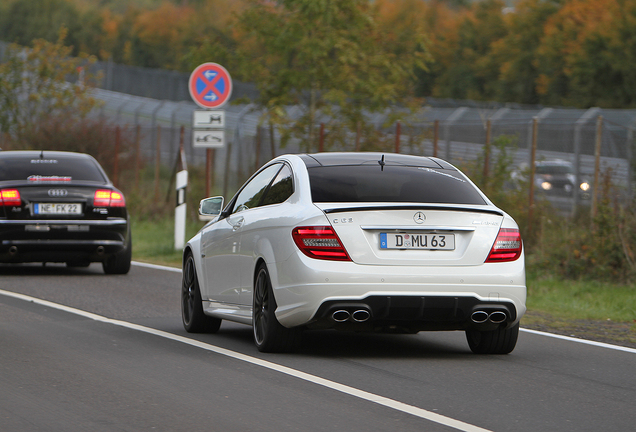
[231,164,282,214]
[261,164,293,206]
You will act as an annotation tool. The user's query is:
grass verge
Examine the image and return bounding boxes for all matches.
[131,216,204,268]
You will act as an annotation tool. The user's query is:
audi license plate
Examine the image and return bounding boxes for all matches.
[380,232,455,250]
[34,203,82,215]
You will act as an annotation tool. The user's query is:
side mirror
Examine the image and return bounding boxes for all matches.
[199,196,224,221]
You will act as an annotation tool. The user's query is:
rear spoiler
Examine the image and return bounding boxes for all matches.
[319,204,504,217]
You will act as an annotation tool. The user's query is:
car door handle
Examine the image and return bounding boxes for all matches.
[232,217,244,231]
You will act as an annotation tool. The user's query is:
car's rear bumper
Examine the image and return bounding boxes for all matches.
[271,252,526,330]
[0,218,128,263]
[308,295,518,332]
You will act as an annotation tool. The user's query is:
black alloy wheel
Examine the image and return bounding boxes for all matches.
[181,253,221,333]
[253,263,300,352]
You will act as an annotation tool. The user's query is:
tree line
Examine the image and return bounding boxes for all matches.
[1,0,635,110]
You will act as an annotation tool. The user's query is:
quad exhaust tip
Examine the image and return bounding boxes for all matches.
[332,309,371,323]
[488,311,507,324]
[332,310,350,322]
[471,310,508,324]
[351,309,371,322]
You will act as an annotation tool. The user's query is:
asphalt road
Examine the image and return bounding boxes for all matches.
[1,262,635,432]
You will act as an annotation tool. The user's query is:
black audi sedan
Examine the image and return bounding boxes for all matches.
[0,150,131,274]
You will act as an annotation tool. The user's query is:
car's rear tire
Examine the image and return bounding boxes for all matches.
[102,228,132,275]
[466,323,519,354]
[181,253,221,333]
[253,263,301,353]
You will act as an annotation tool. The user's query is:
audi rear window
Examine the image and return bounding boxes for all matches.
[307,165,486,205]
[0,156,107,183]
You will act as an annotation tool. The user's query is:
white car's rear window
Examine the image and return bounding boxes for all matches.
[307,165,486,205]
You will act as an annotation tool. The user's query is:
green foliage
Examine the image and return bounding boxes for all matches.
[0,33,100,141]
[529,171,636,283]
[229,0,429,151]
[4,0,636,108]
[487,0,562,104]
[457,134,635,283]
[0,0,82,55]
[459,134,536,238]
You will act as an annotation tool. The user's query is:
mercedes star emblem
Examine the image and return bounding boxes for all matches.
[413,212,426,224]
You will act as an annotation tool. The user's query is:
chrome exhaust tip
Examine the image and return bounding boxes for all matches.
[96,246,105,255]
[351,309,371,322]
[9,246,18,256]
[471,311,489,324]
[489,311,507,324]
[332,310,351,323]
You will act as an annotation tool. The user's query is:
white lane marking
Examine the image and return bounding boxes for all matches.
[133,261,636,355]
[0,288,491,432]
[520,328,636,354]
[132,261,182,273]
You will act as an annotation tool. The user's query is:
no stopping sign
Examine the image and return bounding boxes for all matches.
[188,63,233,109]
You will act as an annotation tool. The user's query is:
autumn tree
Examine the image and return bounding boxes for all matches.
[424,0,508,101]
[225,0,428,150]
[125,2,196,69]
[537,0,636,108]
[0,0,83,55]
[482,0,560,105]
[179,0,248,72]
[0,32,99,143]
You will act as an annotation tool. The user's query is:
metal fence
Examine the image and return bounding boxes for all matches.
[92,88,634,204]
[1,40,634,208]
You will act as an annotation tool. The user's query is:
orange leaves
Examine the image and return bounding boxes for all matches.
[134,2,195,47]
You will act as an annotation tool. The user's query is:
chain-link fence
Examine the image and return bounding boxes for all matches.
[1,39,634,213]
[91,88,634,213]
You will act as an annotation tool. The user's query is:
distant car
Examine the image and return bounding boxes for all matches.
[0,150,131,274]
[514,160,590,199]
[182,153,526,354]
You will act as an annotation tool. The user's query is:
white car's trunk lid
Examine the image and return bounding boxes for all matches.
[317,203,503,266]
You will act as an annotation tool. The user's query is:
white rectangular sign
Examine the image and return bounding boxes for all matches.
[193,130,224,148]
[193,110,225,128]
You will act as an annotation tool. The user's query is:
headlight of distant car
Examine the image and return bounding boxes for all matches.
[580,182,590,191]
[541,181,552,190]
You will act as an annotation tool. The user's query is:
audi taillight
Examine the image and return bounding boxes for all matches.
[292,226,351,261]
[486,228,522,263]
[0,189,21,206]
[94,190,126,207]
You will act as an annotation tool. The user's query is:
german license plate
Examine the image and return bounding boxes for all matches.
[34,203,82,215]
[380,232,455,250]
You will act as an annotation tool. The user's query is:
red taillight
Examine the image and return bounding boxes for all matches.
[94,190,126,207]
[292,226,351,261]
[0,189,21,206]
[109,191,126,207]
[486,228,522,263]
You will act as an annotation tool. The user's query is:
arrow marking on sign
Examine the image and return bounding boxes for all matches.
[195,69,223,102]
